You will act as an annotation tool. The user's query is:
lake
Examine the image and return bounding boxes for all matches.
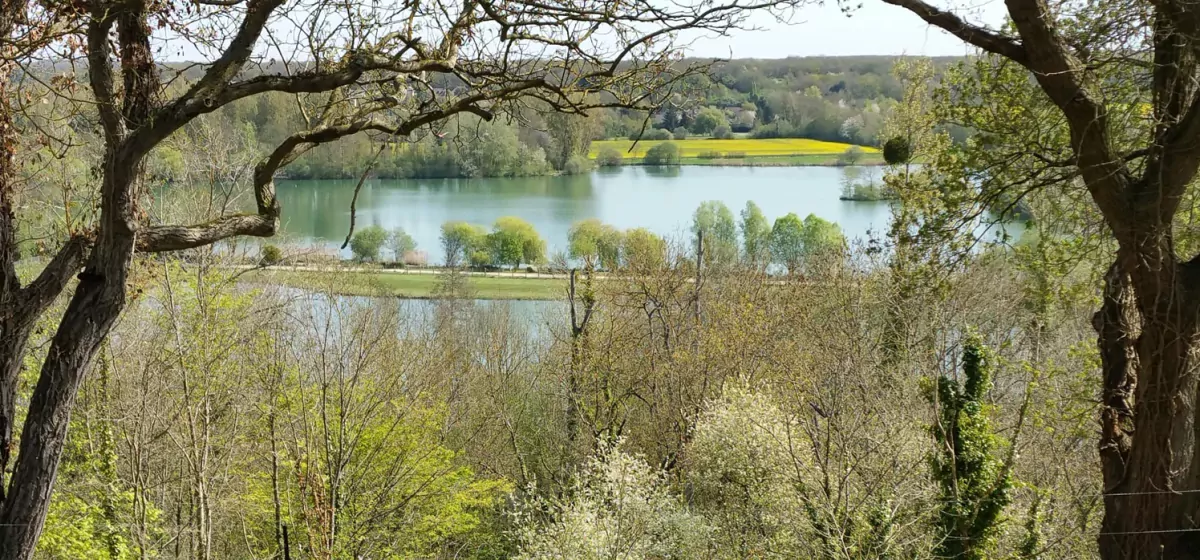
[272,166,898,263]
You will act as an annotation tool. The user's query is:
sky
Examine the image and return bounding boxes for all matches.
[153,0,1010,62]
[685,0,1008,58]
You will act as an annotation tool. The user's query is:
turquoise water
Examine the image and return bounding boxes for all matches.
[272,166,897,262]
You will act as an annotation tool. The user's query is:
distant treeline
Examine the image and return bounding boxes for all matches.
[131,57,960,181]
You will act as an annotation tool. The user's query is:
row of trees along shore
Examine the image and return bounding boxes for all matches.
[337,200,844,274]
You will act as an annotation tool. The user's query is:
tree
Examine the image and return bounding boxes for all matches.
[440,222,488,267]
[387,227,417,263]
[693,201,738,267]
[800,214,844,261]
[621,228,667,272]
[489,217,545,270]
[926,335,1012,560]
[643,142,682,166]
[1,0,797,551]
[691,107,729,134]
[770,213,805,274]
[879,0,1200,555]
[544,109,599,171]
[739,201,771,264]
[568,219,623,270]
[672,126,689,140]
[712,124,734,139]
[350,225,388,262]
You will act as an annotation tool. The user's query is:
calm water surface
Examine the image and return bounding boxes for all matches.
[273,166,896,262]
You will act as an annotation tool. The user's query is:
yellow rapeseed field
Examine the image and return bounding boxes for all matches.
[587,138,878,159]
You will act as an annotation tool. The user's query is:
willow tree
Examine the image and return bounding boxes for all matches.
[883,0,1200,556]
[0,0,805,555]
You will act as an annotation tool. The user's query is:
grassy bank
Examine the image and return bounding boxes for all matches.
[589,138,879,160]
[242,269,565,300]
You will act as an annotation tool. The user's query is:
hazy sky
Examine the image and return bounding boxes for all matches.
[686,0,1007,58]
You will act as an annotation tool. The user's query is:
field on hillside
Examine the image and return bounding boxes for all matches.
[588,138,878,159]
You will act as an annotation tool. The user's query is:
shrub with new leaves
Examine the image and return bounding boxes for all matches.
[643,142,681,165]
[595,147,624,167]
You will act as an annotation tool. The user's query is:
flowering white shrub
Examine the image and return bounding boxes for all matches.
[685,385,807,556]
[513,439,712,559]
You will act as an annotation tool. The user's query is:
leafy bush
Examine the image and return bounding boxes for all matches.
[671,127,689,140]
[350,225,388,262]
[259,244,283,266]
[563,155,593,175]
[595,147,623,167]
[712,124,734,139]
[647,128,672,140]
[837,145,865,165]
[642,142,681,166]
[696,150,723,159]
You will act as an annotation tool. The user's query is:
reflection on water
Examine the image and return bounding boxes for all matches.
[278,287,562,344]
[271,166,899,262]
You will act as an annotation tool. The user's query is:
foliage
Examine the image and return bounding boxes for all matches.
[568,219,624,270]
[770,213,806,274]
[837,145,865,165]
[489,217,546,269]
[800,214,845,266]
[621,228,667,272]
[642,142,682,166]
[691,107,730,135]
[739,201,771,264]
[563,155,593,175]
[926,335,1013,560]
[544,109,600,171]
[513,439,711,559]
[259,244,283,266]
[289,115,556,180]
[692,201,738,267]
[350,225,389,262]
[630,128,673,141]
[712,124,734,139]
[839,167,891,200]
[441,222,490,267]
[387,227,417,263]
[882,137,912,165]
[671,126,689,140]
[595,147,624,167]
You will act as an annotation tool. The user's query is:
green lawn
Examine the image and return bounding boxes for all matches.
[243,269,565,300]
